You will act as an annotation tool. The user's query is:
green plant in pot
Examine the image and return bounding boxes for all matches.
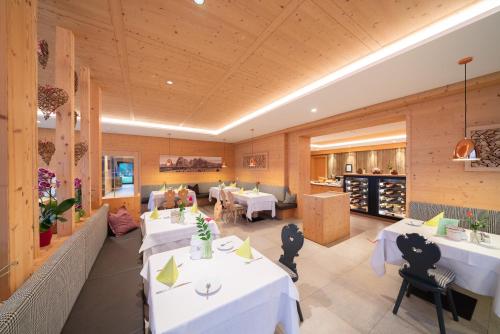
[196,215,212,259]
[74,177,85,222]
[38,168,76,247]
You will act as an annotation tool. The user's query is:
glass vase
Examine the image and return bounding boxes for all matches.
[179,210,185,224]
[470,230,481,244]
[202,239,213,259]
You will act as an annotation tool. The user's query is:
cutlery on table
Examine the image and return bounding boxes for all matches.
[156,281,192,294]
[206,283,211,300]
[245,257,263,264]
[219,240,232,247]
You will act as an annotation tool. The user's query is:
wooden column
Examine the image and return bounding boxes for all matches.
[90,82,102,210]
[54,26,75,236]
[0,0,37,299]
[79,66,91,216]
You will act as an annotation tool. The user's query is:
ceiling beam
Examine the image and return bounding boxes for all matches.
[180,0,305,125]
[108,0,135,120]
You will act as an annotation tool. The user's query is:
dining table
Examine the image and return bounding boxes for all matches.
[232,190,278,220]
[148,189,197,211]
[141,235,300,334]
[371,218,500,316]
[208,186,240,202]
[139,208,220,262]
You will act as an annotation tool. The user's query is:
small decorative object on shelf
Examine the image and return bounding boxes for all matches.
[38,168,76,247]
[74,178,85,221]
[37,40,49,69]
[391,169,399,175]
[356,168,363,174]
[372,167,381,174]
[74,141,88,166]
[38,85,69,119]
[196,215,213,259]
[465,210,488,244]
[38,140,56,166]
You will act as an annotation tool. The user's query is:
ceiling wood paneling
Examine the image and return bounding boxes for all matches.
[37,0,478,129]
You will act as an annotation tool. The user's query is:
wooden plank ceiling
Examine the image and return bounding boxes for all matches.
[37,0,478,129]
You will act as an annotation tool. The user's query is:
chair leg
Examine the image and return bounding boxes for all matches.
[406,284,412,298]
[433,292,446,334]
[393,279,408,315]
[446,288,459,322]
[296,301,304,322]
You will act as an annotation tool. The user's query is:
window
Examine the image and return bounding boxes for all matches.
[102,155,137,198]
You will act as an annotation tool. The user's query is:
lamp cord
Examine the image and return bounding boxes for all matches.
[464,62,467,138]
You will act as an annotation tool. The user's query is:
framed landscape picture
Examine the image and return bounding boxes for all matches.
[465,124,500,172]
[159,155,223,172]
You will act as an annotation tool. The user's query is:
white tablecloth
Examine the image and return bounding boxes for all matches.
[233,191,278,219]
[371,218,500,316]
[208,186,240,202]
[141,236,300,334]
[148,189,197,211]
[140,209,220,261]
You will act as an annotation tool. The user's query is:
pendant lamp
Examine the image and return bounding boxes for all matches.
[452,57,480,162]
[221,139,227,168]
[249,129,256,167]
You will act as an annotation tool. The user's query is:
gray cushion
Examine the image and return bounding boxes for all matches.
[409,201,500,235]
[0,205,109,334]
[276,202,297,210]
[283,191,297,204]
[62,229,143,334]
[275,261,298,280]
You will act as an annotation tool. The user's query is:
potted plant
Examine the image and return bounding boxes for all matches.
[465,210,488,244]
[38,168,76,247]
[74,177,85,222]
[196,215,212,259]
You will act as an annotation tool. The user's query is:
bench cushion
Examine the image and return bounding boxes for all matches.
[62,229,143,333]
[276,201,298,210]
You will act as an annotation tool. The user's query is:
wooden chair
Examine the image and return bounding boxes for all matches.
[164,189,176,209]
[393,233,458,334]
[225,191,246,224]
[178,188,190,206]
[275,224,305,322]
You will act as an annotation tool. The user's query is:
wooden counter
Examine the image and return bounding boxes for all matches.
[310,183,343,194]
[302,192,350,245]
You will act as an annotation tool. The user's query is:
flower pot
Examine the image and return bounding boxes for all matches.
[50,222,57,234]
[40,230,53,247]
[74,212,81,223]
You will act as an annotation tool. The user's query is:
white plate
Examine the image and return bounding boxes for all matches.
[195,277,222,296]
[217,242,234,251]
[479,242,500,250]
[406,220,424,227]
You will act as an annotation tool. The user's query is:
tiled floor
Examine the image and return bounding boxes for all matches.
[203,208,500,333]
[103,183,134,198]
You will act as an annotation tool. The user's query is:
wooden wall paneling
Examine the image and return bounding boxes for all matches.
[78,66,91,217]
[54,26,75,236]
[310,155,327,180]
[102,194,141,220]
[90,82,102,209]
[0,0,37,299]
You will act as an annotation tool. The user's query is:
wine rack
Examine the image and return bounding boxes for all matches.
[378,177,406,218]
[345,176,369,213]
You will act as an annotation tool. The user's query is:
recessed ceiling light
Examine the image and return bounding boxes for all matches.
[311,108,317,113]
[166,80,174,85]
[193,0,204,5]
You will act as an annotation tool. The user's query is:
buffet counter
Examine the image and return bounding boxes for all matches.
[310,181,343,194]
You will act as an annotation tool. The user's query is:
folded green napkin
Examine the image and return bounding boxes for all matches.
[230,182,237,187]
[159,184,166,192]
[191,203,198,213]
[150,206,160,220]
[437,218,459,236]
[156,256,179,287]
[235,237,253,259]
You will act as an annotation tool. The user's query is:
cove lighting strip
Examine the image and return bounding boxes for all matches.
[311,134,407,150]
[39,1,500,136]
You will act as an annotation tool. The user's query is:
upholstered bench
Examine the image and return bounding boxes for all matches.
[0,205,109,334]
[61,228,144,333]
[276,201,298,220]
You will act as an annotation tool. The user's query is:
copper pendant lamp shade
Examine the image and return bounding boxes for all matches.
[452,57,480,162]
